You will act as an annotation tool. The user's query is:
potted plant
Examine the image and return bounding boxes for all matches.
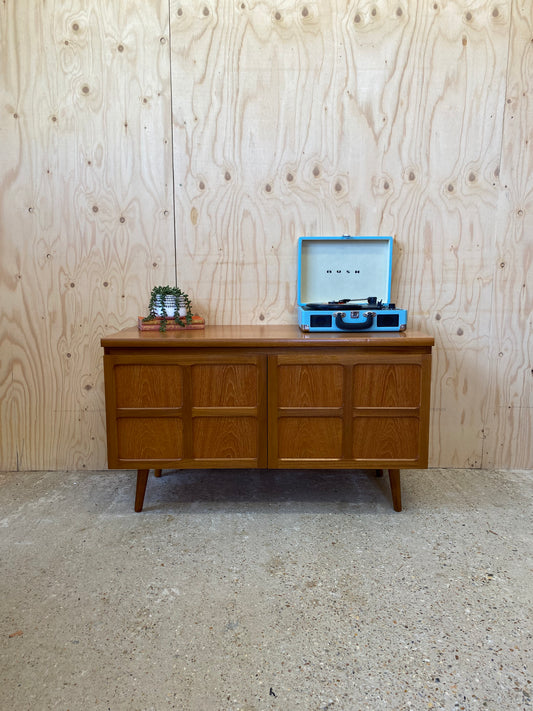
[144,285,193,331]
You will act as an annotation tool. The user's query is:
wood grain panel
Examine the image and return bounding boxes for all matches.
[169,0,524,469]
[115,365,183,408]
[352,417,420,461]
[375,1,510,467]
[277,417,343,460]
[0,1,174,469]
[277,364,344,407]
[191,363,258,406]
[193,417,257,459]
[484,0,533,467]
[117,417,183,460]
[169,0,399,326]
[353,363,421,408]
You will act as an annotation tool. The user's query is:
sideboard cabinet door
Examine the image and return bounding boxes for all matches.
[104,353,267,469]
[268,350,431,469]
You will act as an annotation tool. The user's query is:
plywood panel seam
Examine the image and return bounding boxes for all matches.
[167,0,179,287]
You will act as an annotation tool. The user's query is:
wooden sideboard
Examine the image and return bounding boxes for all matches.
[101,325,433,512]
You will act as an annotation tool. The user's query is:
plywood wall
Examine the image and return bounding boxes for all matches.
[0,0,175,470]
[171,0,532,470]
[0,0,531,471]
[484,0,533,468]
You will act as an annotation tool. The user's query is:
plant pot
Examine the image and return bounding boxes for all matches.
[153,295,187,318]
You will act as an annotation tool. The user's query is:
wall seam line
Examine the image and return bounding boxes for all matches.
[167,0,178,287]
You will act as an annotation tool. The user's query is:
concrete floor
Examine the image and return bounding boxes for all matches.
[0,468,531,711]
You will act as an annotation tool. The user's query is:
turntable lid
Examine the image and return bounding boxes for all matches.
[297,236,393,307]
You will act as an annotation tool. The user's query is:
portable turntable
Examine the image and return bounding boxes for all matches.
[297,235,407,332]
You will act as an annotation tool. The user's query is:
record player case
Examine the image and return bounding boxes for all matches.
[297,236,407,332]
[102,325,433,512]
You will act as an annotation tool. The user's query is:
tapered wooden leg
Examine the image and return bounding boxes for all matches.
[153,469,162,478]
[388,469,402,512]
[135,469,149,512]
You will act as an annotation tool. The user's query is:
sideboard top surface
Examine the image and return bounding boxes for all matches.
[101,325,434,349]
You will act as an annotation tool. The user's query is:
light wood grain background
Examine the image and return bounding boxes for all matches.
[0,0,531,471]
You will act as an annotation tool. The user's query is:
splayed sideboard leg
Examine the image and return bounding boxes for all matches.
[135,469,149,512]
[388,469,402,512]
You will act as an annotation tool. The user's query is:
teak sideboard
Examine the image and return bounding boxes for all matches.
[101,325,433,512]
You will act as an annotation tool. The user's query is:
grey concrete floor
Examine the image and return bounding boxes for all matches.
[0,468,531,711]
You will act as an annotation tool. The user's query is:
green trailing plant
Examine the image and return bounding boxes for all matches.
[144,285,193,332]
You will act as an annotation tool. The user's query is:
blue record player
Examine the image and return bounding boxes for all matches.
[297,236,407,332]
